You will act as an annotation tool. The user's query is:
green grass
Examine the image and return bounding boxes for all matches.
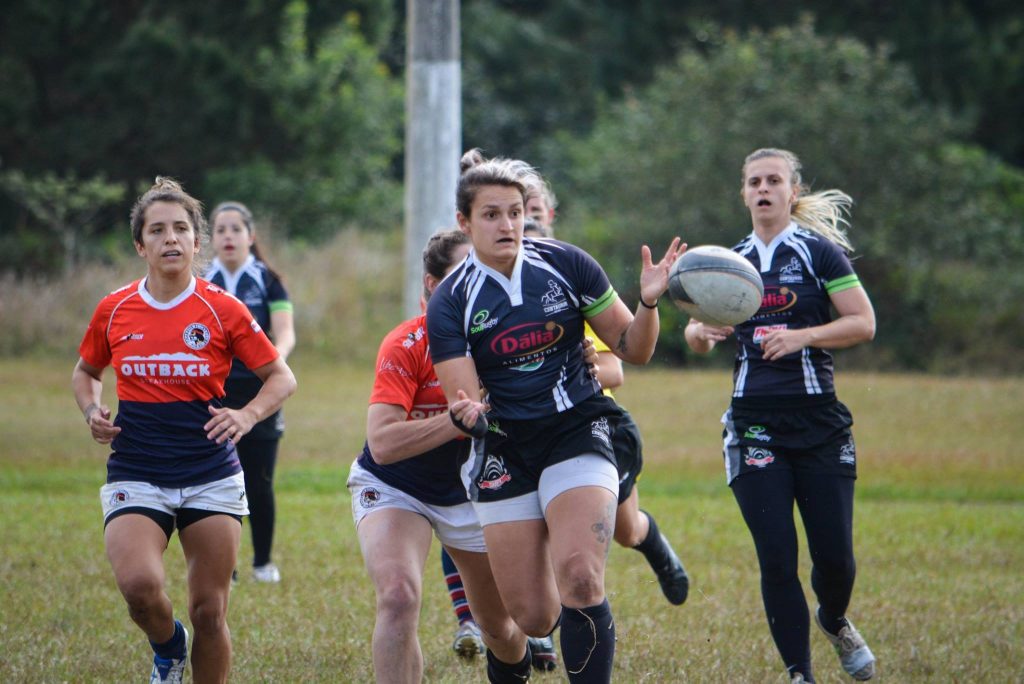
[1,357,1022,682]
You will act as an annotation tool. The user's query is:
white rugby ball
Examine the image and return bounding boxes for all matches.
[667,245,764,327]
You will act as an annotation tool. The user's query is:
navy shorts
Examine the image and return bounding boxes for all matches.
[612,408,644,504]
[722,396,857,485]
[463,393,622,503]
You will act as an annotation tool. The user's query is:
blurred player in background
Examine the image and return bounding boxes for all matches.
[206,201,295,584]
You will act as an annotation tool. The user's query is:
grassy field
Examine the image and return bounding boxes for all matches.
[1,356,1022,682]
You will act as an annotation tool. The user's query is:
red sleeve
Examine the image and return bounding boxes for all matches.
[369,327,422,413]
[78,296,115,369]
[220,292,279,370]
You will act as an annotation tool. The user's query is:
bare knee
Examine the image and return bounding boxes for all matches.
[188,592,229,635]
[375,573,421,626]
[118,572,164,615]
[556,554,605,607]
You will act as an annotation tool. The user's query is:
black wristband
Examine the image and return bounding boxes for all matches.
[450,408,489,439]
[639,297,659,309]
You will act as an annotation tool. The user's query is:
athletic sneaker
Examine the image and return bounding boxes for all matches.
[815,607,876,680]
[150,625,188,683]
[252,563,281,583]
[452,620,485,659]
[790,673,806,684]
[654,534,690,605]
[527,635,558,672]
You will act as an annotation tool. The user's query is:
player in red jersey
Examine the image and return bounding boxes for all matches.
[72,178,297,684]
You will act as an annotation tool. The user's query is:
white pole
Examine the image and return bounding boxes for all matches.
[404,0,460,317]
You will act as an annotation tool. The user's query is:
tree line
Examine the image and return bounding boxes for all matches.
[1,0,1021,371]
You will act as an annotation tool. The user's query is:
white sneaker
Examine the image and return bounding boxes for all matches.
[150,624,188,683]
[452,620,485,659]
[815,607,876,680]
[790,673,806,684]
[252,563,281,583]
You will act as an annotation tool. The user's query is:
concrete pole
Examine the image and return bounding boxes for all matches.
[404,0,461,317]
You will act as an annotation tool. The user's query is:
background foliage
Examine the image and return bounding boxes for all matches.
[1,0,1021,371]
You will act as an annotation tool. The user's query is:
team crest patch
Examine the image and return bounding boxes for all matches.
[744,447,775,468]
[591,417,612,447]
[183,323,211,350]
[477,454,512,490]
[839,438,856,465]
[541,279,569,315]
[109,489,130,507]
[359,487,382,509]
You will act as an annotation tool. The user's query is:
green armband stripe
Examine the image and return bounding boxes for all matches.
[826,274,861,295]
[581,287,617,317]
[269,301,294,313]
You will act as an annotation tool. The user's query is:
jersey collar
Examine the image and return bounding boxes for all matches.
[137,276,197,310]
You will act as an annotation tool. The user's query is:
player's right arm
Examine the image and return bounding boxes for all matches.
[366,403,465,465]
[72,358,121,445]
[684,319,734,354]
[433,357,488,436]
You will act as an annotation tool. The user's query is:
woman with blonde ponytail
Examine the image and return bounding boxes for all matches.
[685,149,877,683]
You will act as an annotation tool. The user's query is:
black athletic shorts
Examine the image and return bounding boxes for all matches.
[612,408,644,504]
[464,393,622,503]
[722,395,857,485]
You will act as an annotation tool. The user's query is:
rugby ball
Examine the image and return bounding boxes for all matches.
[667,245,763,327]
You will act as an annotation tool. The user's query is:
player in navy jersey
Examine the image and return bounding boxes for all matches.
[349,229,534,683]
[427,149,682,684]
[207,201,295,584]
[72,178,297,684]
[684,149,877,683]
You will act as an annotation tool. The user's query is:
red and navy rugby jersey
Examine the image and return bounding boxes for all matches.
[731,223,864,398]
[357,314,469,506]
[427,238,610,421]
[78,277,279,487]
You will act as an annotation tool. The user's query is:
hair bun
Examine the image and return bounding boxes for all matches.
[459,148,486,174]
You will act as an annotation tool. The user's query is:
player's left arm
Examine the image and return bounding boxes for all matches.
[588,238,683,365]
[270,307,296,360]
[760,286,876,361]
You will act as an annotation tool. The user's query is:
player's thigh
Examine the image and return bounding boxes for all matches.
[179,514,242,602]
[105,513,170,591]
[357,507,433,591]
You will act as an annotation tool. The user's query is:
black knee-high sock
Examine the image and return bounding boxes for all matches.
[633,511,670,571]
[486,646,532,683]
[560,600,615,683]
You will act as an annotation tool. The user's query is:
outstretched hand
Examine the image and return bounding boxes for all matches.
[640,238,685,307]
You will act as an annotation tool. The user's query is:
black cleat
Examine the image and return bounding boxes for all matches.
[654,533,689,605]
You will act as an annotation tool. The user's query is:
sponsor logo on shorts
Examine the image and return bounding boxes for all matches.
[477,454,512,490]
[359,487,381,509]
[109,489,130,506]
[744,425,773,442]
[183,323,211,350]
[839,438,856,465]
[744,447,775,468]
[779,256,804,284]
[540,279,569,315]
[591,416,612,447]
